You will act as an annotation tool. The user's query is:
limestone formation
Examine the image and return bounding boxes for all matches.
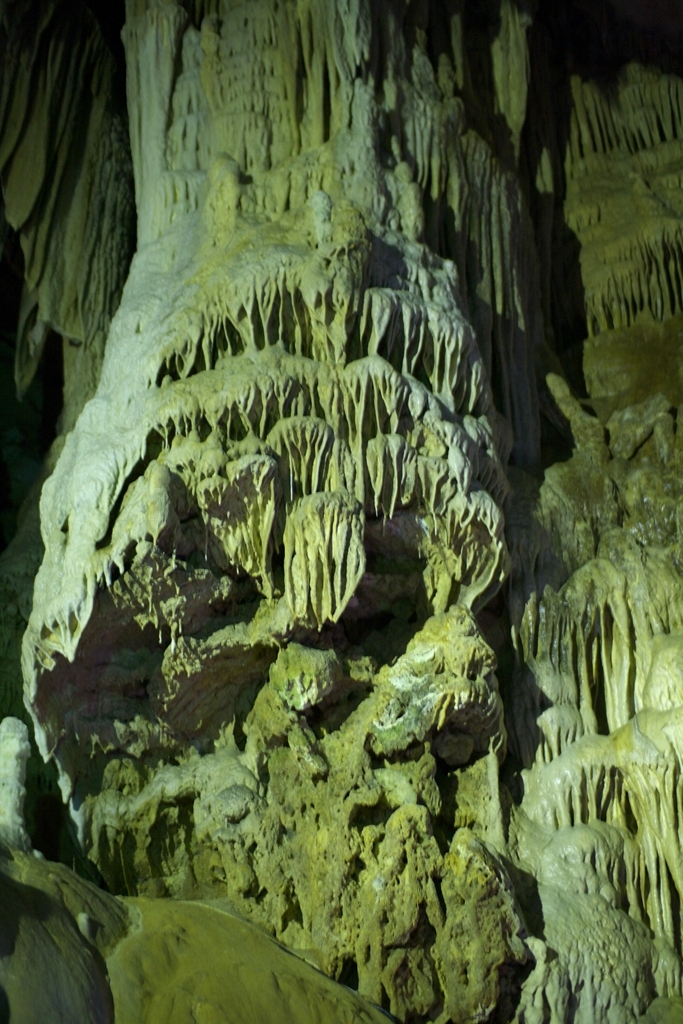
[0,0,135,428]
[489,27,683,1021]
[0,716,31,851]
[0,0,137,859]
[5,0,536,1019]
[505,375,683,1020]
[0,752,392,1024]
[3,1,683,1023]
[566,65,683,339]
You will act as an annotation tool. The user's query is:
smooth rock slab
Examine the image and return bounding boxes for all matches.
[107,897,392,1024]
[0,843,392,1024]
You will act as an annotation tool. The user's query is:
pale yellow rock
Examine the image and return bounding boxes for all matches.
[607,393,672,460]
[546,372,608,464]
[0,842,127,1024]
[1,6,674,1023]
[284,490,366,628]
[7,2,557,1021]
[0,717,31,851]
[583,314,683,423]
[642,633,683,712]
[107,898,390,1024]
[565,64,683,339]
[508,376,683,1020]
[81,606,526,1020]
[638,997,683,1024]
[491,0,532,162]
[269,644,343,712]
[0,841,391,1024]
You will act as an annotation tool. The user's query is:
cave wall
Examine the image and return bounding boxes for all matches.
[2,1,683,1022]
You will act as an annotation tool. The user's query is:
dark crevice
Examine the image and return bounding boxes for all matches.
[321,57,331,143]
[338,958,359,991]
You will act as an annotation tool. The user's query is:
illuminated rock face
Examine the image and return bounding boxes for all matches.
[565,63,683,421]
[0,717,31,851]
[504,376,683,1021]
[0,815,392,1024]
[566,65,683,339]
[502,52,683,1022]
[5,1,683,1022]
[16,1,535,1019]
[505,373,683,1023]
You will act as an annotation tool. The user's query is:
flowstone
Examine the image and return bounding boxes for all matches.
[14,1,542,1020]
[565,64,683,337]
[9,1,683,1022]
[0,727,392,1024]
[0,0,135,425]
[506,373,683,1021]
[85,605,526,1020]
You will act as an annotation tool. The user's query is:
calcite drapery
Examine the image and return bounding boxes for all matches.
[507,375,683,1021]
[0,0,135,424]
[6,1,683,1022]
[15,1,539,1020]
